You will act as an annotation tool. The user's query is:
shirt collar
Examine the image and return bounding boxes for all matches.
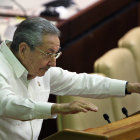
[0,40,28,78]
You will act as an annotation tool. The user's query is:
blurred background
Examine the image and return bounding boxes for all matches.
[0,0,97,41]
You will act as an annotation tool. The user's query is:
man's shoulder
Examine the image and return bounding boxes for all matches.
[47,67,64,75]
[46,67,75,79]
[43,67,63,79]
[47,67,60,72]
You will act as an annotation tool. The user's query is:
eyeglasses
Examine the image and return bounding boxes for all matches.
[36,47,62,59]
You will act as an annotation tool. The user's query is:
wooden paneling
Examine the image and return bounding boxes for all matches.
[57,1,139,73]
[57,0,137,45]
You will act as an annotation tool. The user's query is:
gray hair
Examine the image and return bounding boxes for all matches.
[11,17,60,52]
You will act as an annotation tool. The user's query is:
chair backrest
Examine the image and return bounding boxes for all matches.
[118,27,140,81]
[94,48,140,120]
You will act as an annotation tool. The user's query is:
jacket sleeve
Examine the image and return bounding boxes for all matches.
[49,67,126,98]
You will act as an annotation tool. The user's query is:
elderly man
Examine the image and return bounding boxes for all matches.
[0,17,140,140]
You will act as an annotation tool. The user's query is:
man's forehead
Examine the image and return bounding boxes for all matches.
[41,35,60,50]
[43,34,60,42]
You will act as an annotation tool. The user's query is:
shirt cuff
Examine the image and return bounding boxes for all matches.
[109,79,127,96]
[125,82,131,95]
[33,102,56,119]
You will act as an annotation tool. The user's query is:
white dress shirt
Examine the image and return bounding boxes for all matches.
[0,40,126,140]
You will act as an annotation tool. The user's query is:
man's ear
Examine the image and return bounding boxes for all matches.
[18,42,29,58]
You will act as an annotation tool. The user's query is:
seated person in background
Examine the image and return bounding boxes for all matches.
[0,17,140,140]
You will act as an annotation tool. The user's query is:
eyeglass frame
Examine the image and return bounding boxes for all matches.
[35,47,62,59]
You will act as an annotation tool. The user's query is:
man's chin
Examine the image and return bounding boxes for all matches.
[38,73,46,77]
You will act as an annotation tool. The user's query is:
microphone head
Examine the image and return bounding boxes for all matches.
[103,113,111,123]
[122,107,128,117]
[103,113,109,120]
[122,107,128,114]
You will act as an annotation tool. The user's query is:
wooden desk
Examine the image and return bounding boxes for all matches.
[84,114,140,140]
[43,114,140,140]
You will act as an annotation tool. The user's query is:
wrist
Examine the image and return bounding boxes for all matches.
[125,82,132,95]
[51,103,61,115]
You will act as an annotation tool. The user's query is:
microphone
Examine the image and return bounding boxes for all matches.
[122,107,129,118]
[103,113,111,123]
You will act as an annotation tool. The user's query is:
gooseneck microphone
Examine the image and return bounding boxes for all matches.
[103,113,111,123]
[122,107,129,118]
